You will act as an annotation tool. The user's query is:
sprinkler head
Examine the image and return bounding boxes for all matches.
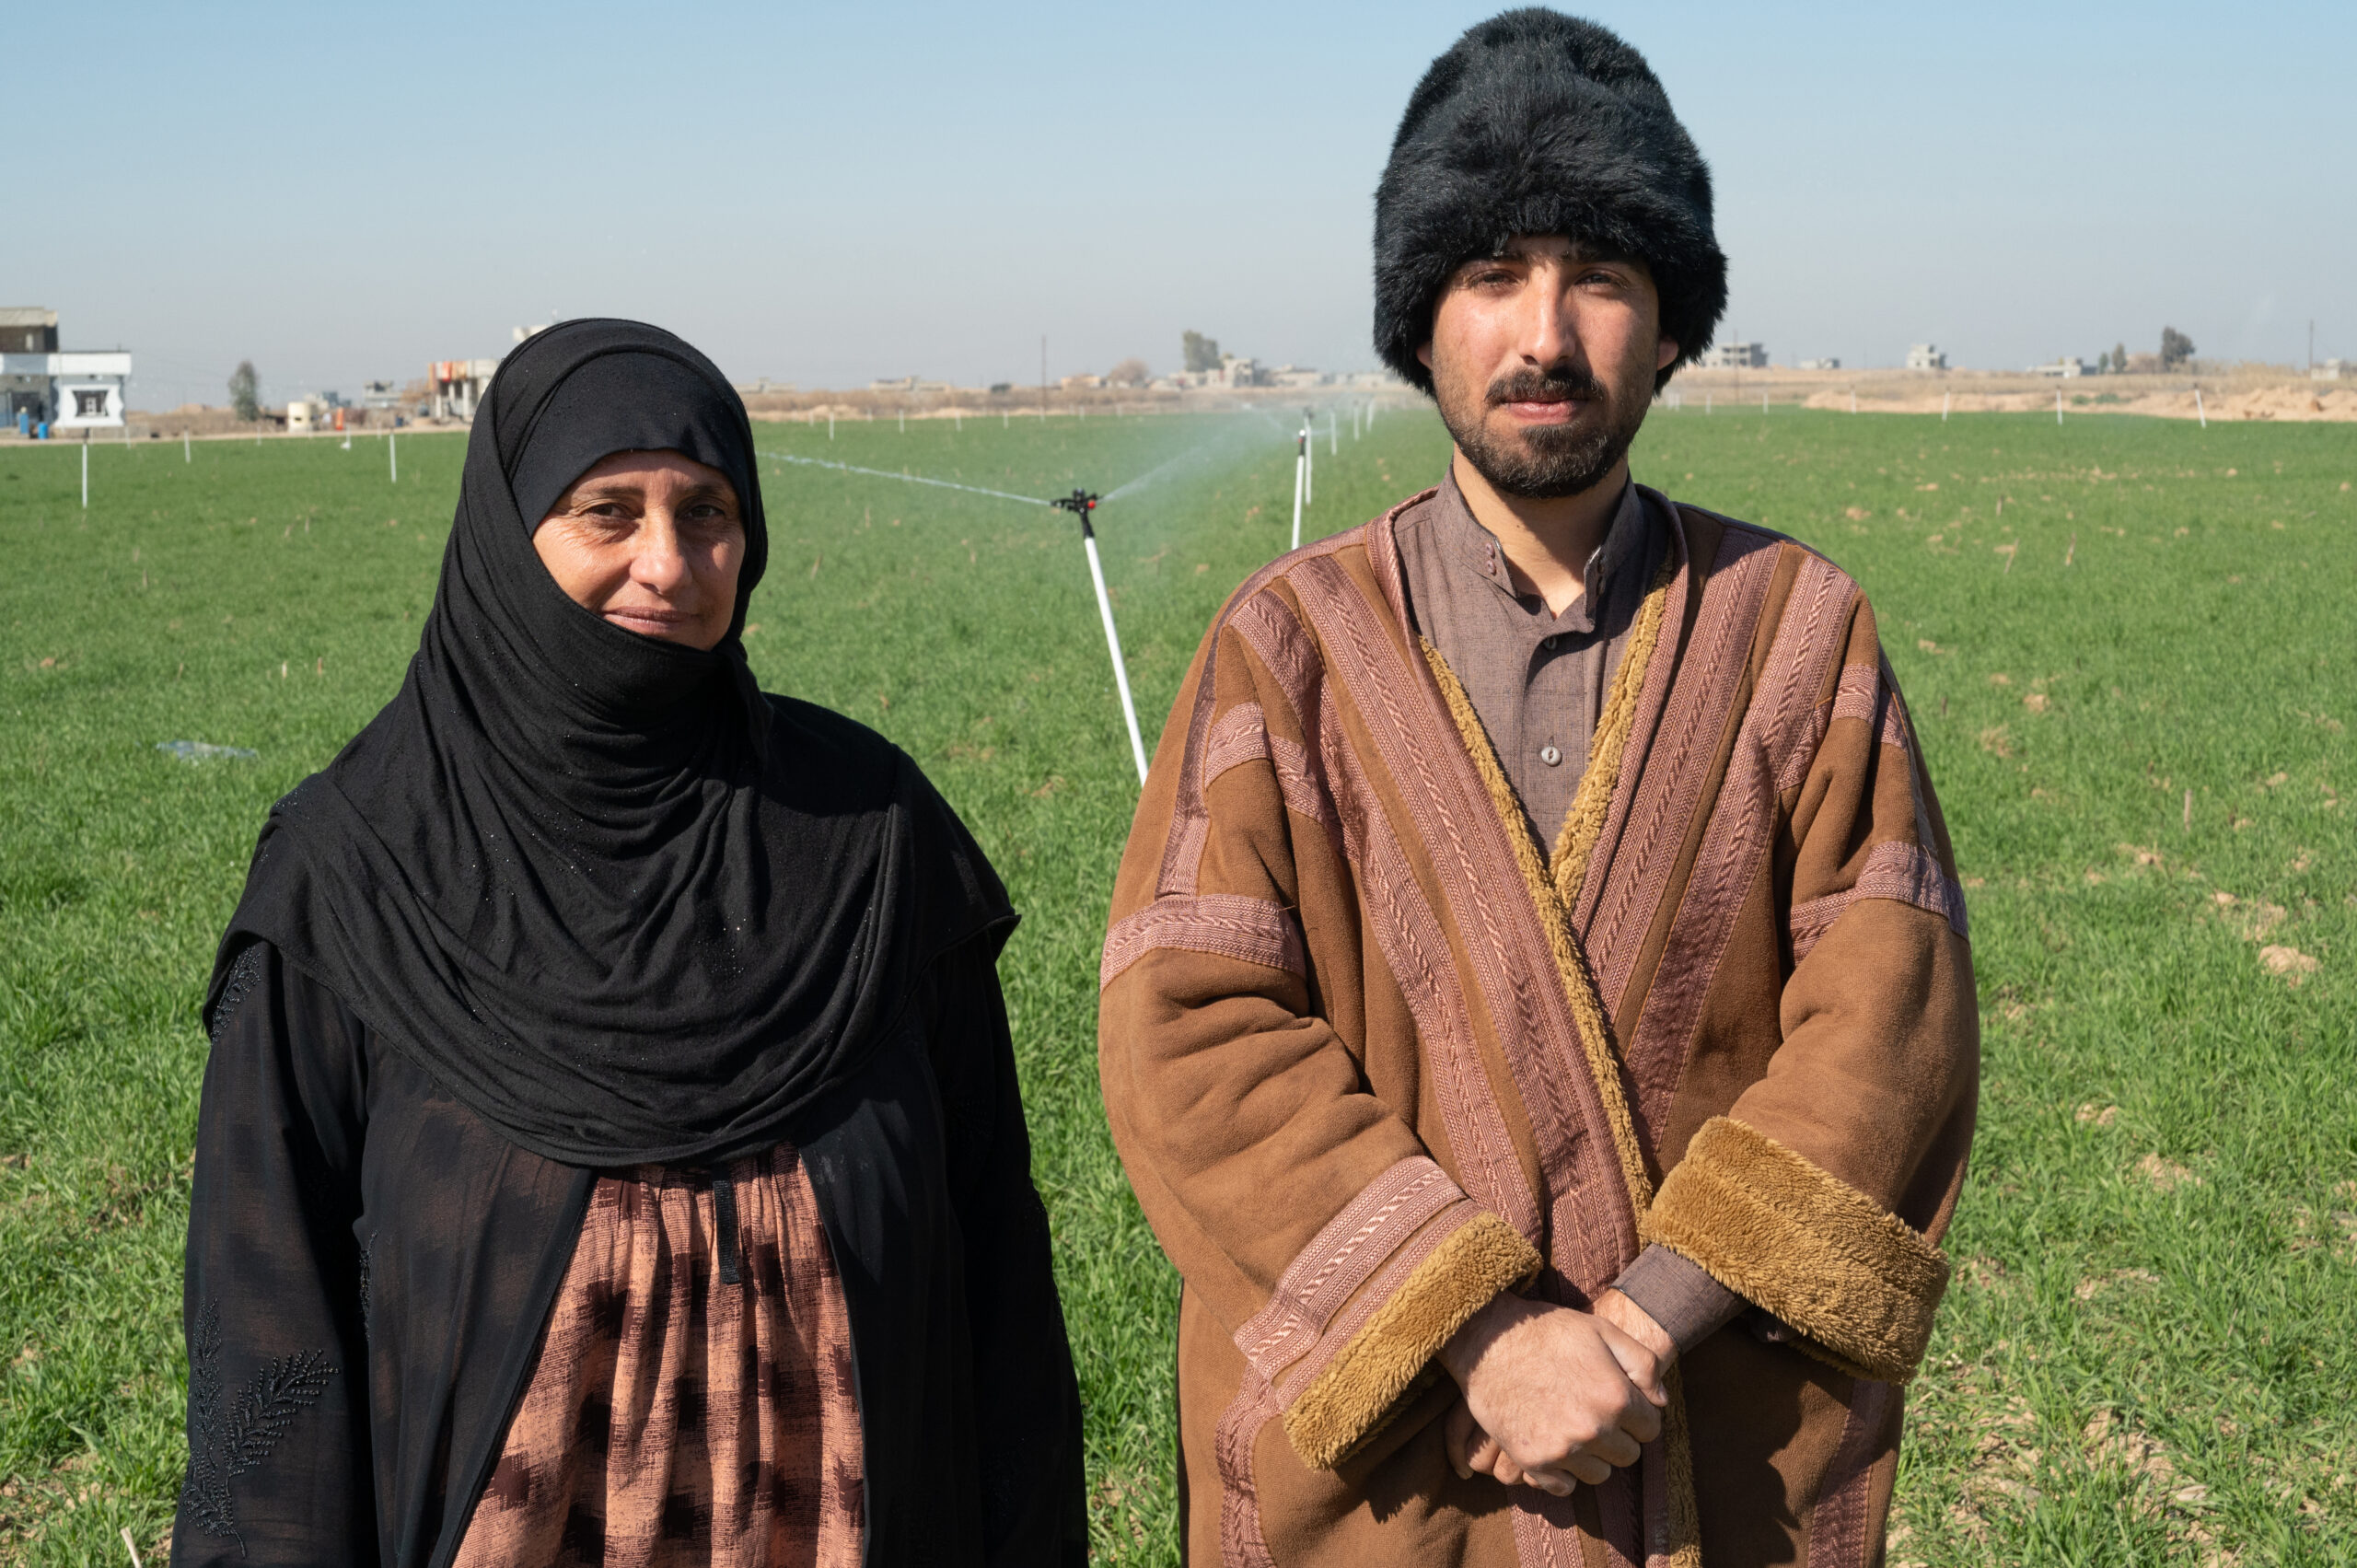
[1051,487,1101,536]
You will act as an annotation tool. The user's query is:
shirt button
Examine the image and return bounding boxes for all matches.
[1540,745,1562,767]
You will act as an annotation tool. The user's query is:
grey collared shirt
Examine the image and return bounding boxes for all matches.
[1396,470,1667,849]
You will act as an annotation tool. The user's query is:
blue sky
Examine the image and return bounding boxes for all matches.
[17,2,2351,406]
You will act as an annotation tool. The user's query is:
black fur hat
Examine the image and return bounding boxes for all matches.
[1375,9,1726,392]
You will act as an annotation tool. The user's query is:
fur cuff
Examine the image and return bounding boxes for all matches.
[1641,1117,1948,1382]
[1281,1214,1540,1469]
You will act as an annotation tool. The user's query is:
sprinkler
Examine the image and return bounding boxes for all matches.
[1052,490,1149,784]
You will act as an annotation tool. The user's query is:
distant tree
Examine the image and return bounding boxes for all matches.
[1106,356,1150,387]
[1181,331,1222,374]
[228,361,261,422]
[2159,327,2195,370]
[2112,342,2128,375]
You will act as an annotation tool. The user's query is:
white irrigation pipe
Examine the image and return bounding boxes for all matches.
[1078,510,1150,784]
[1305,421,1315,505]
[1292,431,1306,551]
[2056,388,2064,425]
[184,431,190,462]
[1943,391,1951,423]
[389,431,398,483]
[81,440,88,508]
[2195,389,2207,428]
[1329,412,1339,455]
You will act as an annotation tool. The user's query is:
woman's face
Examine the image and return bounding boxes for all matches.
[532,450,747,651]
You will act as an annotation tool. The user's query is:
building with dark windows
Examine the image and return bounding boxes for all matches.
[2,308,134,429]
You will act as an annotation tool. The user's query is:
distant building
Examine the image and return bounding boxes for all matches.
[1702,342,1767,369]
[1,307,57,354]
[429,358,501,420]
[1796,357,1840,371]
[2,308,132,428]
[1267,364,1329,389]
[362,380,402,412]
[1905,343,1948,371]
[734,378,795,396]
[2313,359,2348,381]
[2027,357,2087,378]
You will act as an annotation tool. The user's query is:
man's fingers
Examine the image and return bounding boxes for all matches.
[1565,1452,1614,1488]
[1446,1399,1477,1480]
[1585,1425,1642,1469]
[1596,1318,1669,1406]
[1467,1433,1503,1478]
[1623,1382,1665,1446]
[1524,1466,1574,1497]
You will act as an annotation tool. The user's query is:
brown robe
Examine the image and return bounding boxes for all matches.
[1098,487,1978,1567]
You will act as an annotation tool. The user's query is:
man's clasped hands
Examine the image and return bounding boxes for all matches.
[1438,1290,1674,1495]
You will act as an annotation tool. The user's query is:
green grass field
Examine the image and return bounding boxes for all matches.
[1,403,2350,1564]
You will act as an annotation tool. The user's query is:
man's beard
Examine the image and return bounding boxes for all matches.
[1436,365,1648,500]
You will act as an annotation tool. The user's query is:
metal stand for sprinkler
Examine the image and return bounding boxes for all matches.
[1291,430,1306,551]
[1051,489,1149,784]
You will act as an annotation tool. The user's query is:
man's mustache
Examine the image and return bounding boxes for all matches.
[1485,366,1609,406]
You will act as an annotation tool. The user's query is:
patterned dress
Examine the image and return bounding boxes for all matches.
[453,1144,864,1568]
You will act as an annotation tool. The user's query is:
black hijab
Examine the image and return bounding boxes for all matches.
[209,319,1010,1167]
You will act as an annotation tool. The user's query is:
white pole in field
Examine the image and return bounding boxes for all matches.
[389,431,398,484]
[2195,389,2206,428]
[1291,432,1306,551]
[183,431,191,462]
[1329,412,1338,455]
[829,413,835,440]
[2055,388,2063,425]
[1305,422,1315,505]
[81,440,88,508]
[1761,390,1769,414]
[1077,517,1149,784]
[1850,389,1857,414]
[1943,390,1951,423]
[899,412,905,434]
[1003,410,1008,429]
[955,411,961,433]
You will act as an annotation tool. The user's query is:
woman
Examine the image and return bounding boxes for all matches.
[173,320,1085,1567]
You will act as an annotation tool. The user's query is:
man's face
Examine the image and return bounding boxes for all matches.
[1418,237,1678,499]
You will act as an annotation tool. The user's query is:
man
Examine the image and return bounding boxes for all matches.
[1097,11,1977,1566]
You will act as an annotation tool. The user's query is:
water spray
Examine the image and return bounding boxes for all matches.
[1051,489,1149,784]
[764,450,1049,507]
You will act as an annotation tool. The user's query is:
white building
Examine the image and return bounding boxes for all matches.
[1797,357,1840,371]
[2312,359,2347,381]
[1905,343,1948,371]
[2027,357,2086,378]
[428,358,501,420]
[3,308,133,428]
[1703,342,1767,369]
